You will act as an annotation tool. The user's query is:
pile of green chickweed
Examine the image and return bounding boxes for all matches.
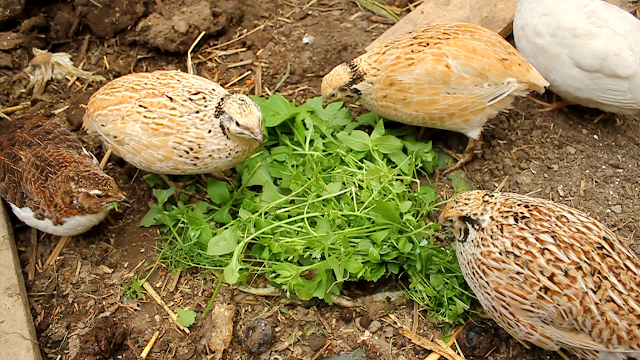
[140,95,473,323]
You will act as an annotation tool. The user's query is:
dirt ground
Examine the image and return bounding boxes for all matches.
[1,0,638,359]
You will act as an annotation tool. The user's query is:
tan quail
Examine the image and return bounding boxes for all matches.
[440,190,640,360]
[322,23,549,173]
[82,70,264,176]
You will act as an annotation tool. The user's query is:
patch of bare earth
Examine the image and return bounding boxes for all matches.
[0,0,636,359]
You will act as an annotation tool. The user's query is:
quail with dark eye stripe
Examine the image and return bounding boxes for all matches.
[440,190,640,360]
[83,70,264,175]
[322,23,549,174]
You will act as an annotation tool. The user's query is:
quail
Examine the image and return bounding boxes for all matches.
[83,70,264,177]
[440,190,640,360]
[0,116,126,236]
[322,23,548,173]
[514,0,640,116]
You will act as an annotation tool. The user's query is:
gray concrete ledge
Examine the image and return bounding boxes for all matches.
[0,201,41,360]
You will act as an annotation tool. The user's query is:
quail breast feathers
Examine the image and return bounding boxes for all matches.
[322,23,549,140]
[514,0,640,114]
[83,70,264,175]
[0,116,126,236]
[441,190,640,360]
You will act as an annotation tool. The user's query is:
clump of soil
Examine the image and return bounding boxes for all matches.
[75,0,145,39]
[0,0,25,25]
[134,0,235,52]
[75,317,127,359]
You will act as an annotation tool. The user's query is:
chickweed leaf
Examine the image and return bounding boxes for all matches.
[249,94,302,127]
[139,204,163,227]
[372,135,403,154]
[207,178,230,204]
[336,130,371,151]
[207,226,240,255]
[356,112,381,126]
[153,187,175,206]
[175,308,197,328]
[372,200,402,224]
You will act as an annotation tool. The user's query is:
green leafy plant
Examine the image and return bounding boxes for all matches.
[122,274,145,300]
[175,308,197,328]
[142,95,473,323]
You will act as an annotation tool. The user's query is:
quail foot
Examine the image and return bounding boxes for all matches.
[0,116,127,237]
[83,70,265,196]
[440,190,640,360]
[514,0,640,118]
[322,23,548,174]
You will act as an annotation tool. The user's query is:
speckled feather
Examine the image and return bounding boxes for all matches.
[440,191,640,360]
[0,116,124,228]
[83,70,263,175]
[322,23,549,139]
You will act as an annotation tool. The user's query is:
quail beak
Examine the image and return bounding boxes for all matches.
[117,197,131,207]
[438,207,453,225]
[252,131,265,145]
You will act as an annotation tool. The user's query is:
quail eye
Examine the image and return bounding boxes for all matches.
[235,120,240,126]
[95,194,103,199]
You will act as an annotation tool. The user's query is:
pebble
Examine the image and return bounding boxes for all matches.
[340,308,355,323]
[242,319,274,354]
[302,34,316,45]
[367,320,382,333]
[358,313,372,329]
[291,9,308,21]
[306,333,326,352]
[458,323,495,358]
[566,146,576,155]
[611,205,622,214]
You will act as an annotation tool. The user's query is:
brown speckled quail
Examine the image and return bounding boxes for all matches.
[82,70,264,175]
[0,116,126,236]
[322,23,549,173]
[440,190,640,360]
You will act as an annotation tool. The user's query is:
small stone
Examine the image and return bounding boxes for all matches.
[306,333,326,352]
[458,323,495,358]
[611,205,622,214]
[291,9,308,21]
[340,308,355,323]
[302,34,316,45]
[358,313,372,329]
[0,51,13,68]
[367,320,382,333]
[566,146,576,155]
[242,319,274,354]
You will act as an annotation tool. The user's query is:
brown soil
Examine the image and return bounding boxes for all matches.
[1,0,638,359]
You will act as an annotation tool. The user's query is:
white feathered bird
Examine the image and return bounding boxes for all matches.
[513,0,640,114]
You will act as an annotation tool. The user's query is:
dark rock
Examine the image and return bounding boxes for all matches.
[242,318,274,354]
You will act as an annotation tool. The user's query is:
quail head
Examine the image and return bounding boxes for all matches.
[83,70,265,175]
[514,0,640,115]
[322,23,549,173]
[440,190,640,360]
[0,116,126,236]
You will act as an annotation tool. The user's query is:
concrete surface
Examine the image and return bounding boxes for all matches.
[0,202,41,360]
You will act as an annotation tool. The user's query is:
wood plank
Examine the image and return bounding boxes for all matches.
[366,0,638,51]
[366,0,518,51]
